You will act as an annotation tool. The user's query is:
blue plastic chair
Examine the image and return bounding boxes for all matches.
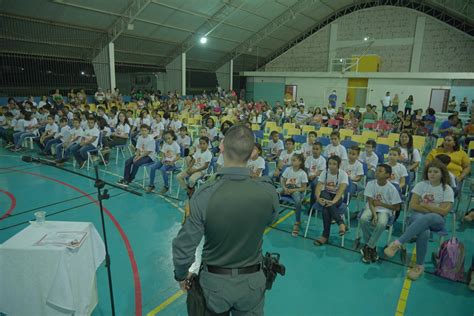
[318,137,330,147]
[341,140,357,150]
[254,130,264,140]
[293,135,306,144]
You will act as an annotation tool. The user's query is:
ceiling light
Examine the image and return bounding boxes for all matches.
[81,71,85,75]
[364,37,369,41]
[200,37,207,44]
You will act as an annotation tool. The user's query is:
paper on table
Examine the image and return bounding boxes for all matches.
[36,231,88,249]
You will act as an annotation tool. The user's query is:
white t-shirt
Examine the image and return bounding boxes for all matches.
[134,117,151,128]
[80,120,88,130]
[412,181,454,206]
[324,144,348,161]
[161,141,181,163]
[305,155,326,178]
[136,135,156,160]
[193,149,212,170]
[449,172,457,189]
[0,115,5,126]
[382,95,391,107]
[177,135,192,148]
[282,167,308,188]
[269,139,284,155]
[151,121,165,139]
[359,151,378,171]
[388,162,408,185]
[55,125,71,141]
[45,123,58,135]
[341,160,364,181]
[279,150,296,166]
[318,169,349,194]
[247,156,265,176]
[364,180,402,214]
[399,147,421,165]
[69,127,84,144]
[207,127,218,139]
[301,143,313,158]
[83,127,100,147]
[170,120,182,131]
[24,118,38,134]
[115,123,131,136]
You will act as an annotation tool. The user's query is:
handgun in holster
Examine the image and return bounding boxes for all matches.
[262,252,286,290]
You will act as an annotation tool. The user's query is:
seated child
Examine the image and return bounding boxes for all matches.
[247,143,266,178]
[301,131,317,158]
[71,116,100,169]
[341,145,364,193]
[146,130,181,194]
[177,126,192,157]
[324,131,348,162]
[118,124,155,186]
[360,164,402,263]
[42,117,70,156]
[273,138,297,180]
[304,142,326,205]
[37,115,58,152]
[279,154,308,237]
[359,140,378,181]
[55,117,84,165]
[387,147,408,192]
[266,130,284,161]
[177,136,212,196]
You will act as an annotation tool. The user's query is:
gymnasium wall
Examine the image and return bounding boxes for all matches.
[264,6,474,73]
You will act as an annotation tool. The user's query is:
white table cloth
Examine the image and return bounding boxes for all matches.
[0,221,105,316]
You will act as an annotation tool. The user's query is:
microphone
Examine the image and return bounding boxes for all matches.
[22,155,55,166]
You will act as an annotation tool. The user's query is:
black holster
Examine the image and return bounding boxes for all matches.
[186,274,206,316]
[262,252,286,290]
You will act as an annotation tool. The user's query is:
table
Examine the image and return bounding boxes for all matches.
[0,221,105,316]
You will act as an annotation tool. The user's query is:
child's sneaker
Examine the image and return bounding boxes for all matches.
[384,241,401,258]
[407,265,424,281]
[117,179,129,187]
[361,245,371,263]
[371,247,379,262]
[159,186,168,195]
[145,185,155,193]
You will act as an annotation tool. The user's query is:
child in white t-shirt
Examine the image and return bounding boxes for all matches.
[360,164,402,263]
[279,153,308,237]
[247,143,266,178]
[55,117,84,164]
[146,130,181,194]
[324,131,348,161]
[342,145,365,193]
[387,147,408,191]
[118,124,156,186]
[267,130,284,161]
[274,138,297,179]
[305,142,326,205]
[177,126,192,157]
[359,139,378,181]
[177,136,212,196]
[37,115,58,152]
[314,155,349,246]
[301,131,317,158]
[433,154,457,189]
[42,117,70,155]
[12,111,38,151]
[385,160,454,281]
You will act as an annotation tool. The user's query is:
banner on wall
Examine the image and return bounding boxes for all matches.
[284,85,297,104]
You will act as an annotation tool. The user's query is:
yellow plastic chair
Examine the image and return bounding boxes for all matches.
[252,124,260,131]
[283,122,296,130]
[469,141,474,162]
[436,138,444,148]
[388,133,400,141]
[351,134,367,144]
[288,128,301,136]
[339,129,354,140]
[362,130,378,140]
[187,118,197,125]
[318,127,333,137]
[301,125,316,134]
[413,136,426,153]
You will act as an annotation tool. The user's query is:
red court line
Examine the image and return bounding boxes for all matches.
[0,189,16,221]
[1,168,142,316]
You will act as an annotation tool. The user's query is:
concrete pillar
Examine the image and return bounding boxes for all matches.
[216,61,230,91]
[108,42,116,90]
[410,17,426,72]
[229,59,234,91]
[328,23,338,72]
[92,44,111,90]
[165,54,182,94]
[181,52,186,96]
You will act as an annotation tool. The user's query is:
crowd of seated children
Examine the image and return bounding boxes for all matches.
[360,164,402,263]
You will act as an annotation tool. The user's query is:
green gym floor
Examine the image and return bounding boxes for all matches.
[0,148,473,316]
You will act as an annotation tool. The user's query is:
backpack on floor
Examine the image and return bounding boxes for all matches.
[435,237,465,281]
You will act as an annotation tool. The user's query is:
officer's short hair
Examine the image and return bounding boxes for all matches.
[223,125,254,163]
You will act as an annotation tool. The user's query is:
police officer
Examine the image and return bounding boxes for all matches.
[172,124,279,315]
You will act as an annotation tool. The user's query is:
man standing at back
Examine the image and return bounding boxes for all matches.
[172,125,279,315]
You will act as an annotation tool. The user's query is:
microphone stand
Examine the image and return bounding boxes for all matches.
[23,156,142,316]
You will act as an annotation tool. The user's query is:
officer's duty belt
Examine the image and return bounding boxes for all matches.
[206,264,261,275]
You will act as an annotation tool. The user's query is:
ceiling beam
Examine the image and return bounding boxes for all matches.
[214,0,320,70]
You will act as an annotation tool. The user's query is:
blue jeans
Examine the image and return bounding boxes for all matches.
[56,143,76,160]
[72,144,96,165]
[148,161,177,187]
[13,132,36,148]
[44,138,61,154]
[398,212,445,265]
[315,200,345,238]
[124,156,152,182]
